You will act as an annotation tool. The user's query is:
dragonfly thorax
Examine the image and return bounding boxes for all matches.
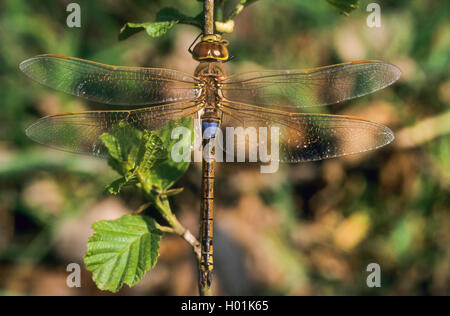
[195,62,225,109]
[194,61,226,77]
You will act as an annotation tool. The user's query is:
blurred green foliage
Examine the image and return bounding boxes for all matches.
[0,0,449,295]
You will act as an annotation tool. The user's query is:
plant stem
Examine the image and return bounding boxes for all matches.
[204,0,215,35]
[199,281,212,296]
[155,194,206,294]
[135,171,201,260]
[156,195,202,260]
[226,0,257,21]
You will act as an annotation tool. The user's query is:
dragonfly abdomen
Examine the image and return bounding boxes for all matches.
[202,121,219,139]
[200,156,215,287]
[199,109,220,288]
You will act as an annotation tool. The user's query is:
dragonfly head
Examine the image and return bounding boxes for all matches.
[191,34,230,62]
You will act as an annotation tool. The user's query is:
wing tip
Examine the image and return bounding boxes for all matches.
[391,63,402,83]
[25,118,41,143]
[19,55,51,79]
[381,124,395,146]
[381,61,402,85]
[19,54,65,72]
[365,119,395,147]
[355,60,402,85]
[25,115,56,144]
[19,57,35,73]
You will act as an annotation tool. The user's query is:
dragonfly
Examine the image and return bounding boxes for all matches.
[20,33,401,288]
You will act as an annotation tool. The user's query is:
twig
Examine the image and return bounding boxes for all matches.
[155,223,201,260]
[183,229,201,261]
[135,171,201,264]
[204,0,214,35]
[226,0,257,21]
[215,0,258,34]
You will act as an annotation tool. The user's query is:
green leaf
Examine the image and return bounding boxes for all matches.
[119,21,178,40]
[119,8,202,41]
[148,116,193,190]
[84,214,162,292]
[325,0,360,15]
[105,177,129,195]
[101,117,193,194]
[136,131,167,174]
[107,157,124,175]
[101,133,122,162]
[101,122,142,163]
[101,122,163,178]
[105,174,138,195]
[101,117,194,197]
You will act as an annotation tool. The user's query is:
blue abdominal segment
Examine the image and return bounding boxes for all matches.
[202,121,219,139]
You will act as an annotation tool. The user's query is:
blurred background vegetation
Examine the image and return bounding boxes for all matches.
[0,0,449,295]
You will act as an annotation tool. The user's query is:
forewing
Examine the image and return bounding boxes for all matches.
[20,54,199,106]
[219,101,394,162]
[221,61,401,109]
[25,102,198,157]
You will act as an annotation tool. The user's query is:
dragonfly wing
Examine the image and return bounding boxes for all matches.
[25,102,198,157]
[20,54,199,106]
[219,101,394,162]
[221,61,401,109]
